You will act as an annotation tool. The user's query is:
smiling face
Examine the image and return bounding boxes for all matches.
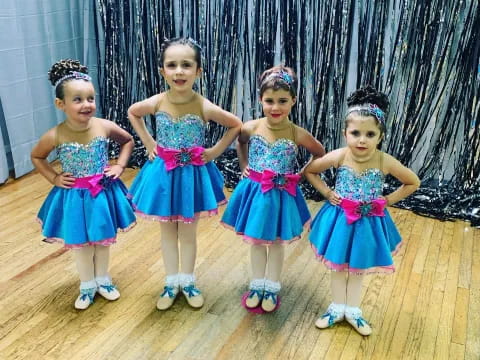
[160,44,201,92]
[55,80,96,126]
[260,88,296,124]
[344,114,383,159]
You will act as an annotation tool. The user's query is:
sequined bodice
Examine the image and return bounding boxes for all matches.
[57,136,108,177]
[248,135,297,174]
[335,166,384,201]
[155,112,206,149]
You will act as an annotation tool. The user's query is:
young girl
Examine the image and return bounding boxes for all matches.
[305,86,420,335]
[32,59,136,310]
[128,37,242,310]
[221,66,325,312]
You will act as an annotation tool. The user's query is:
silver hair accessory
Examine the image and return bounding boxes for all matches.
[54,71,92,88]
[346,103,385,123]
[265,70,293,86]
[186,37,203,51]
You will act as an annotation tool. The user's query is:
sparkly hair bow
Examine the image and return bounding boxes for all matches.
[266,70,293,86]
[346,103,386,124]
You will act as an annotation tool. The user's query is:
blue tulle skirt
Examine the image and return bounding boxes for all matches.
[128,156,226,222]
[221,178,311,244]
[37,180,136,248]
[309,202,402,274]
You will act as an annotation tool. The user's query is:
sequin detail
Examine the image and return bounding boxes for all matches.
[155,112,206,149]
[57,136,108,177]
[334,166,384,201]
[248,135,297,174]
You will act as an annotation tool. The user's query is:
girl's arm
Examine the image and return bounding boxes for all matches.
[383,153,421,205]
[294,126,326,173]
[31,128,75,188]
[304,148,345,205]
[102,119,134,179]
[201,99,242,162]
[127,94,160,160]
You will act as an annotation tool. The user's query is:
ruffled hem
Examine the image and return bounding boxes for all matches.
[43,237,117,249]
[37,218,136,248]
[221,219,311,245]
[310,240,403,275]
[134,199,227,223]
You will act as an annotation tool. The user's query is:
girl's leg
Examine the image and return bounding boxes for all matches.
[345,273,372,336]
[73,246,95,282]
[265,243,284,282]
[345,273,363,308]
[157,222,180,310]
[72,246,96,309]
[262,244,284,312]
[161,222,180,275]
[178,221,204,308]
[93,245,110,278]
[331,271,347,304]
[245,245,268,308]
[250,245,267,279]
[178,221,198,274]
[93,245,120,301]
[315,271,347,328]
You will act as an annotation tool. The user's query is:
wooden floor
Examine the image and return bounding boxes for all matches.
[0,167,479,360]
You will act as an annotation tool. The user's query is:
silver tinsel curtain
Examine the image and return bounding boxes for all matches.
[92,0,480,226]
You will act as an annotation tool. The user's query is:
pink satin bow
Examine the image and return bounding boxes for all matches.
[339,198,387,224]
[72,174,105,197]
[249,169,300,196]
[157,146,205,171]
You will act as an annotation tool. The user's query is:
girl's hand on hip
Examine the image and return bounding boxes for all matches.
[104,164,124,179]
[147,145,158,161]
[201,148,217,163]
[241,166,250,178]
[54,172,75,188]
[327,189,342,206]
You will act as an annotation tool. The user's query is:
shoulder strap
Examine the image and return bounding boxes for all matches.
[54,123,64,147]
[336,148,347,168]
[290,122,296,143]
[379,150,384,173]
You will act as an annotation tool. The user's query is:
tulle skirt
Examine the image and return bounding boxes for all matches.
[309,202,402,274]
[128,156,226,223]
[37,180,136,248]
[221,178,310,245]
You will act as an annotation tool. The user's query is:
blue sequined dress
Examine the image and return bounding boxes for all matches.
[221,135,310,244]
[309,165,402,274]
[37,136,136,248]
[128,112,226,222]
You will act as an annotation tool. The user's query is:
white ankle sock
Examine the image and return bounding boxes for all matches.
[264,279,281,293]
[249,278,265,290]
[165,274,179,288]
[95,275,112,287]
[178,273,196,287]
[80,279,97,291]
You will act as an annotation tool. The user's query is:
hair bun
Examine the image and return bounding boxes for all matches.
[48,59,88,86]
[347,85,389,112]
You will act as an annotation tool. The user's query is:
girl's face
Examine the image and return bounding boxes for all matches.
[160,44,201,92]
[260,88,296,124]
[55,80,96,125]
[344,115,383,159]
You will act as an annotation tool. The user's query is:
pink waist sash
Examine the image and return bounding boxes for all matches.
[339,198,387,224]
[157,145,205,171]
[72,173,115,197]
[248,169,300,197]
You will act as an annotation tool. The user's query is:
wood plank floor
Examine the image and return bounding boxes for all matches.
[0,167,479,360]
